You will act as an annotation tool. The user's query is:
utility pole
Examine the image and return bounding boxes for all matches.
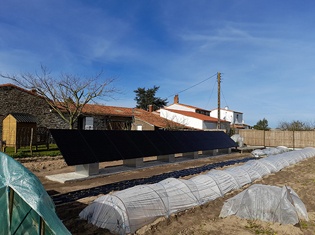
[217,72,221,129]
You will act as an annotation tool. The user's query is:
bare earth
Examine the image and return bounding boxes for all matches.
[19,152,315,235]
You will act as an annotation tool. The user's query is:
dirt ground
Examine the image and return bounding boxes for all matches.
[19,152,315,235]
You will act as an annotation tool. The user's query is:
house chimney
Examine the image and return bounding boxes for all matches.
[148,104,153,112]
[174,94,179,104]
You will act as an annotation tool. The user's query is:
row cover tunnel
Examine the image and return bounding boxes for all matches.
[80,147,315,234]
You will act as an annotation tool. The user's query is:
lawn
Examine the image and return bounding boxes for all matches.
[2,144,61,158]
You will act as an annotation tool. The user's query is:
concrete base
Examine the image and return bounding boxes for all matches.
[45,150,235,183]
[123,158,144,168]
[75,163,99,176]
[157,154,175,163]
[218,148,232,154]
[182,151,199,159]
[200,149,218,156]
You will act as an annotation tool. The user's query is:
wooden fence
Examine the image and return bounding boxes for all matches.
[239,130,315,148]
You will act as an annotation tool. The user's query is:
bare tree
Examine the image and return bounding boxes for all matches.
[1,66,117,129]
[277,120,314,131]
[161,112,190,130]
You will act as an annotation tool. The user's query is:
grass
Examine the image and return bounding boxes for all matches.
[2,144,61,158]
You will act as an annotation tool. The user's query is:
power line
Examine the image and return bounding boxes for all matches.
[168,73,217,98]
[205,77,217,109]
[221,89,229,108]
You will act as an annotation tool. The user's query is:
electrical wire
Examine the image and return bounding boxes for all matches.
[221,89,229,108]
[168,73,217,98]
[205,78,217,109]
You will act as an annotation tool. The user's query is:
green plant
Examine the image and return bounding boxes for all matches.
[245,220,276,235]
[2,144,61,158]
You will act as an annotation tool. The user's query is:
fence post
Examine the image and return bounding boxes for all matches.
[30,128,33,156]
[293,131,295,150]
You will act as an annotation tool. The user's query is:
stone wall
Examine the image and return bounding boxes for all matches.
[92,115,132,130]
[0,86,68,138]
[131,118,155,130]
[0,85,135,139]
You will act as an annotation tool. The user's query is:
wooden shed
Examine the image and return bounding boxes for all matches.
[2,113,37,152]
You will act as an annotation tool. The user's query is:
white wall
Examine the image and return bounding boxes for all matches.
[211,109,244,124]
[160,109,227,130]
[160,109,203,129]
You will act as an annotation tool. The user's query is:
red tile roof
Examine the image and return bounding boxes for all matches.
[0,83,191,128]
[0,83,44,98]
[82,104,187,128]
[132,108,187,128]
[82,103,134,117]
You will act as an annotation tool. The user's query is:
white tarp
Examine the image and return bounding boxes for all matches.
[80,147,315,234]
[251,146,289,158]
[219,184,308,224]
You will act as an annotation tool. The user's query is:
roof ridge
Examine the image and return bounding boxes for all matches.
[167,102,211,111]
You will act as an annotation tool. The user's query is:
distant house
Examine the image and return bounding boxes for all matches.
[81,104,187,131]
[79,104,133,130]
[130,107,189,130]
[210,107,250,130]
[165,95,211,116]
[158,95,230,131]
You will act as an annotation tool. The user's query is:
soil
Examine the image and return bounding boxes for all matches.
[19,152,315,235]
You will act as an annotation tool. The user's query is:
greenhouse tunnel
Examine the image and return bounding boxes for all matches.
[80,147,315,234]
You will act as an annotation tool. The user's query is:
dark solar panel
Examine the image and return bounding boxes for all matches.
[50,129,237,166]
[102,131,144,159]
[143,131,176,155]
[79,130,122,161]
[49,129,98,165]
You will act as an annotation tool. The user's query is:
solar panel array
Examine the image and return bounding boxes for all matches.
[50,129,237,166]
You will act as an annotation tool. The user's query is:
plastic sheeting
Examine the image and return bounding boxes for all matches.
[219,184,308,224]
[0,152,71,235]
[251,146,289,158]
[230,134,244,147]
[80,147,315,234]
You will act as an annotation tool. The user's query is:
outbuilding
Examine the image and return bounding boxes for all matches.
[2,113,37,152]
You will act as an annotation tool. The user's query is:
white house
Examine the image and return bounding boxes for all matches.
[159,95,230,130]
[166,95,211,116]
[210,106,250,129]
[160,108,230,130]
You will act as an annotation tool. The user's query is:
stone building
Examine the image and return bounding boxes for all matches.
[0,84,186,140]
[0,84,68,138]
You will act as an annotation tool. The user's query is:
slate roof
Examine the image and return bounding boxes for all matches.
[9,113,37,123]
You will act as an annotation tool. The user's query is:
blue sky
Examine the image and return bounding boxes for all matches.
[1,0,315,128]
